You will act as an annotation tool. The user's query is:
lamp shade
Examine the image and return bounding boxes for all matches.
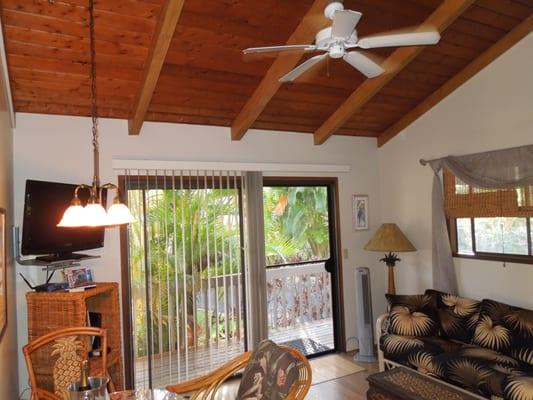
[84,203,109,227]
[57,205,87,227]
[107,202,135,225]
[364,223,416,252]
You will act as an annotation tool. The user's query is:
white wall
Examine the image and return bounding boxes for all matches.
[0,59,18,397]
[13,117,385,392]
[378,33,533,308]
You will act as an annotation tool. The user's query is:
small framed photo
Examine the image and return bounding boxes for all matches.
[66,268,94,289]
[0,208,6,337]
[353,195,369,231]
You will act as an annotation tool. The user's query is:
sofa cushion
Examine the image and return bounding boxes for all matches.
[504,375,533,400]
[434,346,533,399]
[425,289,481,343]
[379,333,463,369]
[386,294,439,337]
[236,340,298,400]
[472,299,533,361]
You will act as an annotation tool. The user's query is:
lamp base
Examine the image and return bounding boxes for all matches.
[387,265,396,295]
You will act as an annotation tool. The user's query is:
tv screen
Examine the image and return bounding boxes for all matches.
[21,179,106,257]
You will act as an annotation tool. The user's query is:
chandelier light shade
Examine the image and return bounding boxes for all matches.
[57,0,133,228]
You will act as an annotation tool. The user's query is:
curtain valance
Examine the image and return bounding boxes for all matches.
[420,144,533,294]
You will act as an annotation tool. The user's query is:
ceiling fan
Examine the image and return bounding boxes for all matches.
[243,1,441,82]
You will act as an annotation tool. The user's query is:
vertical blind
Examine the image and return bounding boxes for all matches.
[122,169,246,389]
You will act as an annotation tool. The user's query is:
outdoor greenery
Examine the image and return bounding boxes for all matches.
[128,187,242,358]
[127,184,331,358]
[263,186,330,266]
[457,217,532,255]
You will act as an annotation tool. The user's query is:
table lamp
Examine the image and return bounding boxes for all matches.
[364,223,416,295]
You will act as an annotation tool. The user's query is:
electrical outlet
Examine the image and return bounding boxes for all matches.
[343,248,349,259]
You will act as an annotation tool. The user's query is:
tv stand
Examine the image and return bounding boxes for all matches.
[36,252,89,262]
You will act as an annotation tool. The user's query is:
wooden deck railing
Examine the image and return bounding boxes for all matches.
[266,262,332,331]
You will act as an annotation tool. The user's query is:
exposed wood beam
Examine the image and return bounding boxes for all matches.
[313,0,475,145]
[128,0,184,135]
[377,15,533,147]
[231,0,330,141]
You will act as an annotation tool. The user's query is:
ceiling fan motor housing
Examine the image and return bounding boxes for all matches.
[324,1,344,19]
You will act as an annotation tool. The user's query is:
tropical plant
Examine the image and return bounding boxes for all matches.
[263,186,330,265]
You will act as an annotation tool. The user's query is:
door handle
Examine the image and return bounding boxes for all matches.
[324,258,334,274]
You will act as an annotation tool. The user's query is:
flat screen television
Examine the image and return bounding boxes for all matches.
[21,179,106,261]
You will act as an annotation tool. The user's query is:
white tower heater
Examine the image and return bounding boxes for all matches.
[354,267,377,362]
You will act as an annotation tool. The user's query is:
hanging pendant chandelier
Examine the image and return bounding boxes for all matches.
[58,0,134,228]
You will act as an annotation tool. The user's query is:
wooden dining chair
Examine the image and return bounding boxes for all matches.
[166,344,312,400]
[23,327,114,400]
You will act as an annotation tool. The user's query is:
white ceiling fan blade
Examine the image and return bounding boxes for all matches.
[243,45,317,54]
[331,10,362,39]
[279,53,328,82]
[343,51,384,78]
[358,31,440,49]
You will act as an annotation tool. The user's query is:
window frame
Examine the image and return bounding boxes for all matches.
[448,217,533,265]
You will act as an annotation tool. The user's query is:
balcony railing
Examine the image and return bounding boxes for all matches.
[133,262,334,388]
[266,261,332,331]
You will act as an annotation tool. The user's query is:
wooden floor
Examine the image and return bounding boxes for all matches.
[135,318,334,389]
[307,353,379,400]
[270,318,334,351]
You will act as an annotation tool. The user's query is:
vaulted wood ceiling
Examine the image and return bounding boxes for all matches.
[1,0,532,145]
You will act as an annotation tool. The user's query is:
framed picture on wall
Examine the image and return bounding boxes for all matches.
[353,195,369,230]
[0,208,6,337]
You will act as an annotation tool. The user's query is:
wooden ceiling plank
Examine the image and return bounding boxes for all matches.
[377,15,533,147]
[128,0,185,135]
[313,0,476,145]
[230,0,330,141]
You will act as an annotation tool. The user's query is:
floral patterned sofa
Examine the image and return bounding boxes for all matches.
[376,290,533,400]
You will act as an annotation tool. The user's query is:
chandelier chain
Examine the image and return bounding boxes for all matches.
[89,0,99,157]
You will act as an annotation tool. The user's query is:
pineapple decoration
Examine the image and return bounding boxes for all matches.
[51,336,84,399]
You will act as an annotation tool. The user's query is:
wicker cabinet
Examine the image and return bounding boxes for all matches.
[26,282,123,390]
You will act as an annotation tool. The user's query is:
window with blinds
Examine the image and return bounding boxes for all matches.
[443,169,533,262]
[121,169,246,389]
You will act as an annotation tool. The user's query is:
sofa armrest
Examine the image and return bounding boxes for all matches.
[376,313,390,372]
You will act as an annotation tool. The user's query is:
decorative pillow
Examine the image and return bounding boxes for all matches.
[504,375,533,400]
[386,294,439,337]
[504,305,533,366]
[425,289,481,343]
[472,299,533,360]
[237,340,298,400]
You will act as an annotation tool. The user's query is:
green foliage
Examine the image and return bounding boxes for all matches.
[128,187,242,357]
[263,186,330,265]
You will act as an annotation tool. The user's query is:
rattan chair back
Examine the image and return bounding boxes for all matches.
[23,327,112,400]
[166,344,312,400]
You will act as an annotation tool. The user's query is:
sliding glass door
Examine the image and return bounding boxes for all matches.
[263,180,339,356]
[122,171,245,389]
[121,172,343,389]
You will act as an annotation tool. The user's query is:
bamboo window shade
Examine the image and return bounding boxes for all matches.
[443,169,533,218]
